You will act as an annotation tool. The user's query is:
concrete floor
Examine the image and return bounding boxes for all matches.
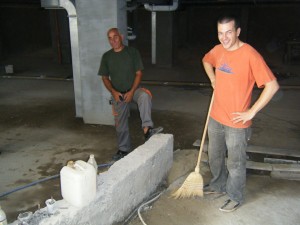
[129,171,300,225]
[0,49,300,224]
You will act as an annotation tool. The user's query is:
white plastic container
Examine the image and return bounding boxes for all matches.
[0,205,7,225]
[87,154,98,174]
[60,160,96,207]
[45,198,57,214]
[4,65,13,74]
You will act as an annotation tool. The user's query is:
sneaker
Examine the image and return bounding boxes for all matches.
[144,126,163,141]
[112,150,128,161]
[203,184,226,195]
[219,199,241,212]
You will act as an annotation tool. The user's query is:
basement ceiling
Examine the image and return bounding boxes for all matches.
[1,0,300,5]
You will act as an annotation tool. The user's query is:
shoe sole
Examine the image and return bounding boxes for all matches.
[152,126,163,135]
[219,199,240,212]
[145,127,164,141]
[112,151,129,161]
[112,157,123,161]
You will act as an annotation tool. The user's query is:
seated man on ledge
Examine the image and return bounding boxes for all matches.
[98,27,163,161]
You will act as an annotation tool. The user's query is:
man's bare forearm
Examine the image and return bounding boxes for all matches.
[232,79,279,124]
[249,79,279,115]
[102,76,116,94]
[203,61,216,88]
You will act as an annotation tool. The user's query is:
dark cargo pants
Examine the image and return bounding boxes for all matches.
[112,88,153,152]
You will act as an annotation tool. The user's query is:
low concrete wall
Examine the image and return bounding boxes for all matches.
[39,134,173,225]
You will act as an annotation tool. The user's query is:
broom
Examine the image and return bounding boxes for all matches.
[172,92,214,199]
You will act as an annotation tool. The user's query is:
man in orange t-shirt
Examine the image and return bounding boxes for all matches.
[202,15,279,212]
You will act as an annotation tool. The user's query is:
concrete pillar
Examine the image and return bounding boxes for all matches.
[76,0,127,125]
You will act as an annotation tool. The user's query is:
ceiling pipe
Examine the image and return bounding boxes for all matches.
[144,0,179,64]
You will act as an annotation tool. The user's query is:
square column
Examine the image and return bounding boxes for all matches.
[76,0,127,124]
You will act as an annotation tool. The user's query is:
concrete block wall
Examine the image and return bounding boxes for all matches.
[39,134,173,225]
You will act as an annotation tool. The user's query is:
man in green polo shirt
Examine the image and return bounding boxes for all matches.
[98,28,163,161]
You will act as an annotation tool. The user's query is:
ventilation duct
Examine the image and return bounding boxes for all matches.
[41,0,82,117]
[144,0,179,11]
[41,0,61,8]
[41,0,76,9]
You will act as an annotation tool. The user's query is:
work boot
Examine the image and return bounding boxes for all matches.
[112,150,128,161]
[144,127,163,141]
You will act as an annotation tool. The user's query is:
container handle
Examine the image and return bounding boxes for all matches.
[74,162,85,171]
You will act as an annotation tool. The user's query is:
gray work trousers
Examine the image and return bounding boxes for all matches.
[111,88,153,152]
[208,117,251,203]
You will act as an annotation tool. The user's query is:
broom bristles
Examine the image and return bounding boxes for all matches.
[171,171,203,199]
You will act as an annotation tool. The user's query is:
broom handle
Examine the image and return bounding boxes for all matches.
[195,92,214,173]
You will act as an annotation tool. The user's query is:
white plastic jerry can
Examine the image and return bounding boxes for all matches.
[60,160,96,207]
[0,205,7,225]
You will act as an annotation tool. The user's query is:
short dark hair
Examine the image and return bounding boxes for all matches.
[217,15,240,30]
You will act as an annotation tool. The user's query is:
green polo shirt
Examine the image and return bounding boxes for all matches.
[98,46,144,92]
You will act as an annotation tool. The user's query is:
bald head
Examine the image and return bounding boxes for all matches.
[107,27,124,52]
[107,28,120,36]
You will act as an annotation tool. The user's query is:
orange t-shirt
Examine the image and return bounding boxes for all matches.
[203,43,276,128]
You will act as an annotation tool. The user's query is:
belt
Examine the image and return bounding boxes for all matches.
[120,89,131,94]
